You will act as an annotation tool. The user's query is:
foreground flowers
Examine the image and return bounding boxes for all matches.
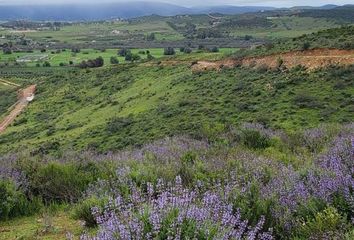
[81,176,273,240]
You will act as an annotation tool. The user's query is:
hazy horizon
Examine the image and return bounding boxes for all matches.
[0,0,352,8]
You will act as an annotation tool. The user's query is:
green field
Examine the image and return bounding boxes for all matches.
[0,48,238,67]
[230,16,339,39]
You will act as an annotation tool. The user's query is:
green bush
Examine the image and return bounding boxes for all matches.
[241,129,271,149]
[72,196,107,227]
[295,207,349,239]
[0,180,42,221]
[20,161,105,203]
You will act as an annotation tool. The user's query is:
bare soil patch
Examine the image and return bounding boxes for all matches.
[191,49,354,72]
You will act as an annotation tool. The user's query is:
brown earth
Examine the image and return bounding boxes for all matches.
[191,49,354,72]
[0,85,36,133]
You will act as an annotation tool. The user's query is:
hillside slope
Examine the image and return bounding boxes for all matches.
[0,61,352,154]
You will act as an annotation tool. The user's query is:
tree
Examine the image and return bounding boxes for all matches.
[78,56,104,68]
[118,48,131,57]
[131,54,141,62]
[302,42,311,51]
[94,56,104,67]
[71,47,80,53]
[244,35,253,40]
[184,47,192,54]
[125,52,133,61]
[146,33,156,41]
[210,46,219,53]
[164,47,175,55]
[110,56,119,64]
[43,61,51,67]
[198,45,205,50]
[147,53,154,61]
[2,47,12,54]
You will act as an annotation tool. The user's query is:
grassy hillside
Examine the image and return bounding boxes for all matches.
[236,25,354,57]
[0,11,346,50]
[0,83,17,116]
[0,61,352,153]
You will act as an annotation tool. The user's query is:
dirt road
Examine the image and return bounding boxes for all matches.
[0,85,36,133]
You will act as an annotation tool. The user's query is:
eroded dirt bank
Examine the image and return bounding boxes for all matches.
[192,49,354,72]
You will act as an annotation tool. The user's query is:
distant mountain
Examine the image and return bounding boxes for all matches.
[289,4,338,10]
[0,2,349,21]
[298,5,354,23]
[191,5,275,15]
[0,2,189,21]
[0,2,275,21]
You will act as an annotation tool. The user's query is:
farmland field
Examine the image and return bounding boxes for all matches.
[0,48,238,66]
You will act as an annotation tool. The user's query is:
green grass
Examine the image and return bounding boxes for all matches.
[229,16,339,39]
[0,62,352,153]
[0,48,238,67]
[0,212,85,240]
[234,25,354,58]
[0,82,18,117]
[4,19,183,44]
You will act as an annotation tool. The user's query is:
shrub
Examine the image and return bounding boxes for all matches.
[302,42,311,51]
[21,162,103,203]
[107,116,133,133]
[164,47,175,55]
[241,129,271,149]
[110,56,119,64]
[131,54,141,62]
[210,46,219,52]
[184,47,192,54]
[43,61,51,67]
[147,53,154,60]
[118,48,131,57]
[78,57,104,68]
[146,33,155,41]
[295,207,349,239]
[2,47,12,54]
[72,196,107,227]
[0,180,42,220]
[293,92,320,108]
[71,47,80,53]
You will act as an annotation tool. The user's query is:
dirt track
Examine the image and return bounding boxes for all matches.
[191,49,354,72]
[0,85,36,133]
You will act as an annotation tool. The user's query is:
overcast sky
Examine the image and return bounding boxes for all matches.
[0,0,352,7]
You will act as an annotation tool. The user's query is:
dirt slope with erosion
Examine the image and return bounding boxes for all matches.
[192,49,354,71]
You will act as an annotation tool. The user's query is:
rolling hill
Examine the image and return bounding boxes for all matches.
[0,2,274,21]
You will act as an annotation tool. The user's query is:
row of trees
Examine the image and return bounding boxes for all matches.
[78,56,104,69]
